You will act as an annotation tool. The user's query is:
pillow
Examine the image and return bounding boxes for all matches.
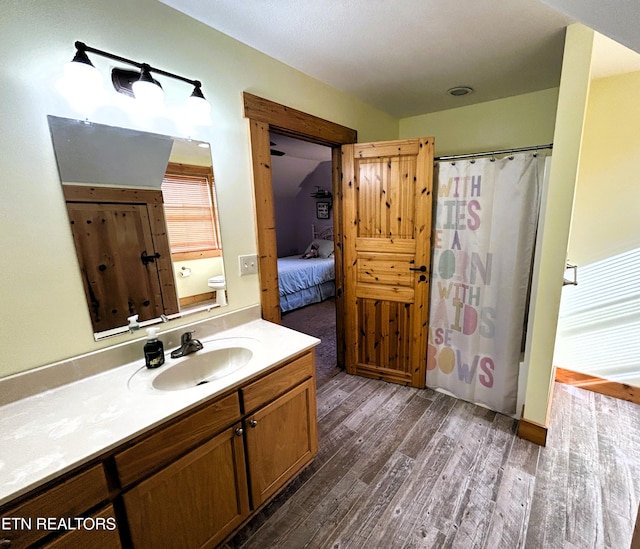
[301,243,319,259]
[304,239,334,258]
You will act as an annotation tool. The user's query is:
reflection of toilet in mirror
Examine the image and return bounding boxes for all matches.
[208,275,227,306]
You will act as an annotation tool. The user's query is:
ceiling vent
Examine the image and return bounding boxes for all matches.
[447,86,474,97]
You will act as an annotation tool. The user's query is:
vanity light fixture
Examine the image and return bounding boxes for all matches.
[68,41,211,120]
[131,64,164,105]
[64,45,103,90]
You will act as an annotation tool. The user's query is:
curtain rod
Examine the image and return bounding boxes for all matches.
[435,143,553,162]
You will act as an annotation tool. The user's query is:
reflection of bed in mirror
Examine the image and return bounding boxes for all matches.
[278,226,335,313]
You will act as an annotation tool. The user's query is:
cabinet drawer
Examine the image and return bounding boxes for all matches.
[0,464,109,549]
[42,505,120,549]
[241,352,314,413]
[114,392,241,487]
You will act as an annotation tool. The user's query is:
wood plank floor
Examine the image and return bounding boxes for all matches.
[221,301,640,548]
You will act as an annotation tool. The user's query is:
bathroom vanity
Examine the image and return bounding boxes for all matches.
[0,311,319,548]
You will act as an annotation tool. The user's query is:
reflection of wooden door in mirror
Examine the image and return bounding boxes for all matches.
[64,186,178,333]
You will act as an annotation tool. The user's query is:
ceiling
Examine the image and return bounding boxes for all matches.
[159,0,576,117]
[158,0,640,118]
[269,134,331,197]
[156,0,640,192]
[538,0,640,57]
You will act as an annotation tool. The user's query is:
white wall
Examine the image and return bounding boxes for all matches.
[0,0,397,378]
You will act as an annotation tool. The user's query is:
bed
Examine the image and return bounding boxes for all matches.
[278,226,335,313]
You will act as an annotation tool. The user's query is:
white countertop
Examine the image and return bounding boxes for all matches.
[0,319,319,507]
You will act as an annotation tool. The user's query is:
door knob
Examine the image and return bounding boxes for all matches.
[409,265,427,272]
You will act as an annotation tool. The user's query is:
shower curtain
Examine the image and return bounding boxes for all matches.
[427,152,545,415]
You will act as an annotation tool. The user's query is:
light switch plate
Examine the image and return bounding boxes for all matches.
[239,254,258,276]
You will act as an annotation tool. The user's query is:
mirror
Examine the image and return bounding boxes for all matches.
[47,116,226,340]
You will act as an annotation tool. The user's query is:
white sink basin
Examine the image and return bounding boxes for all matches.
[128,337,257,393]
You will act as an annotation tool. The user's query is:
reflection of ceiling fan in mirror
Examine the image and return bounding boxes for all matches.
[270,141,285,156]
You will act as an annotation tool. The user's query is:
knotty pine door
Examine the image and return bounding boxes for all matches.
[341,138,434,388]
[64,185,178,333]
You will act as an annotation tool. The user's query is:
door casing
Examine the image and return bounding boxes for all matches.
[243,92,357,368]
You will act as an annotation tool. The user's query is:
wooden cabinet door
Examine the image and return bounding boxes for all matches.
[244,379,318,507]
[341,138,434,388]
[122,424,249,549]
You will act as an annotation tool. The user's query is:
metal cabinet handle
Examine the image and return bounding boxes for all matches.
[249,420,258,428]
[234,427,243,436]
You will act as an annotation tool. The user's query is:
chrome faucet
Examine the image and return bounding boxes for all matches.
[170,331,203,358]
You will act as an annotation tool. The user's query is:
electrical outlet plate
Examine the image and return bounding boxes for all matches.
[239,254,258,276]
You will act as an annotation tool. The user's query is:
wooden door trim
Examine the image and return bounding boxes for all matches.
[243,93,357,145]
[243,93,356,371]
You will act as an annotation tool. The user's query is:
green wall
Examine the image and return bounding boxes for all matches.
[1,3,602,434]
[400,88,559,155]
[0,0,397,377]
[569,70,640,266]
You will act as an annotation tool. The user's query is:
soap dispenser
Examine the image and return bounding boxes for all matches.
[144,327,165,369]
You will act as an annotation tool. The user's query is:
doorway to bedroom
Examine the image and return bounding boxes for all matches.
[243,92,358,372]
[271,132,340,384]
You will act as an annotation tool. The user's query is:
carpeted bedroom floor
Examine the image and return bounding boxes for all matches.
[281,297,341,387]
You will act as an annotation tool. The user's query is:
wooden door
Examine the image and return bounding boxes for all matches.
[122,424,250,549]
[244,379,318,507]
[342,138,434,388]
[64,186,178,333]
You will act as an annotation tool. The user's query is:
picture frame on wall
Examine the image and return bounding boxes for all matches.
[316,201,330,219]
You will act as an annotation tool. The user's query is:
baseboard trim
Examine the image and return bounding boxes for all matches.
[178,291,216,308]
[555,367,640,405]
[517,418,548,446]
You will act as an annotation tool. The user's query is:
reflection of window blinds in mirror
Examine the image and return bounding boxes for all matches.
[162,173,219,254]
[554,248,640,386]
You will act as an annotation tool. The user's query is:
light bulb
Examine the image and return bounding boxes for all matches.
[132,80,164,104]
[185,86,212,125]
[63,59,103,92]
[132,66,164,107]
